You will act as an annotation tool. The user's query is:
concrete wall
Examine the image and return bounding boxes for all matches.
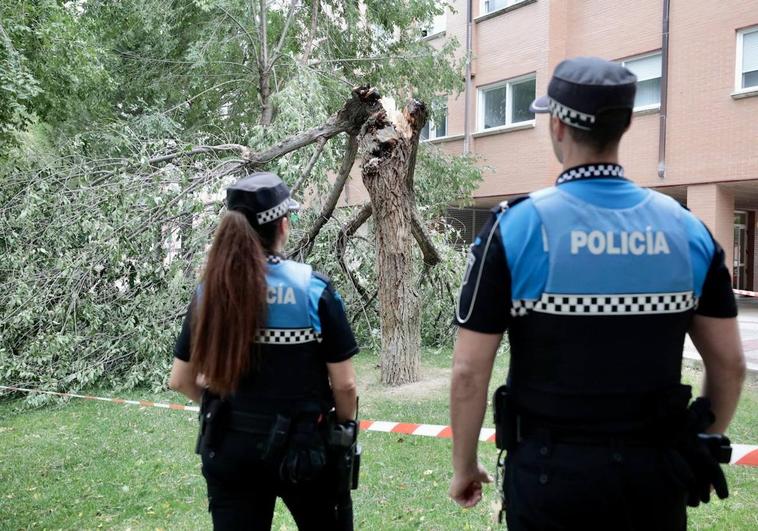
[687,184,735,277]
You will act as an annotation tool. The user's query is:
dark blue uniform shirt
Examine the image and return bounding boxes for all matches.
[457,164,736,334]
[456,164,737,425]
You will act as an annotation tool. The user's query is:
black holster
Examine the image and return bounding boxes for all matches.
[493,385,518,451]
[678,397,732,506]
[195,392,229,455]
[326,417,361,530]
[328,418,361,492]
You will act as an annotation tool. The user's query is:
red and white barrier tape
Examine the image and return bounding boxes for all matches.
[734,289,758,297]
[2,385,756,466]
[0,385,200,412]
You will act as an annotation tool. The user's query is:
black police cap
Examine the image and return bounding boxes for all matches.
[226,172,300,226]
[530,56,637,130]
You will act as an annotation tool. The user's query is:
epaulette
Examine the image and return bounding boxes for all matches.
[312,270,331,287]
[490,195,529,214]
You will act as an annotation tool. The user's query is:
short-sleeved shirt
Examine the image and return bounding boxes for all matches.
[174,258,358,411]
[456,168,737,334]
[455,164,737,424]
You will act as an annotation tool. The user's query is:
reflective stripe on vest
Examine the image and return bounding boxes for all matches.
[256,328,322,344]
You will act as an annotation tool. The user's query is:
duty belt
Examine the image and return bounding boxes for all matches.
[228,410,322,435]
[228,411,279,435]
[518,418,676,448]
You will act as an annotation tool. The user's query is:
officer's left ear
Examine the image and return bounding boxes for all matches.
[279,216,290,241]
[550,116,566,142]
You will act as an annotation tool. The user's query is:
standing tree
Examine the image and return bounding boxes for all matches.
[359,100,432,385]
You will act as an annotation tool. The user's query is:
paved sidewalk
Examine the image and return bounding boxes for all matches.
[683,298,758,372]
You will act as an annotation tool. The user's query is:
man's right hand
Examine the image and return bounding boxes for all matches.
[449,463,493,508]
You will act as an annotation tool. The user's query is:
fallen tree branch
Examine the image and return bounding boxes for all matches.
[411,210,441,266]
[336,202,373,302]
[289,134,359,259]
[147,144,251,166]
[290,136,327,197]
[245,87,380,167]
[126,159,245,239]
[145,87,381,169]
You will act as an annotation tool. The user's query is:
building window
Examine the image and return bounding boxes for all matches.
[421,98,448,140]
[621,52,662,110]
[478,75,536,131]
[737,27,758,91]
[445,207,493,246]
[422,11,446,38]
[482,0,525,15]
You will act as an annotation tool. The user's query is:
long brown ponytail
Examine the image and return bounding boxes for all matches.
[190,210,268,396]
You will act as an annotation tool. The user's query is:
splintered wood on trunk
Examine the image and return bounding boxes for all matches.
[359,99,428,386]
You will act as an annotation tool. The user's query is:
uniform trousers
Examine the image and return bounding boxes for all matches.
[201,431,342,530]
[503,438,690,531]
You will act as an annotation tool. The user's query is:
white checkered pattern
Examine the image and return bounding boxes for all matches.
[266,255,282,264]
[255,328,322,344]
[511,291,697,317]
[556,164,625,184]
[256,200,289,224]
[549,99,595,130]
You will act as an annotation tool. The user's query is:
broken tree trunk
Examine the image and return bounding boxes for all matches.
[359,99,428,385]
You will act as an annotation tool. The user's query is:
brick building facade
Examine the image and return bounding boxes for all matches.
[342,1,758,288]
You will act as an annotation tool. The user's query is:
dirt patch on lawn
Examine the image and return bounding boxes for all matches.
[359,365,451,401]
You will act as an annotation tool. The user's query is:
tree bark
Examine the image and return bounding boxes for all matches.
[259,69,274,126]
[359,100,428,385]
[300,0,320,64]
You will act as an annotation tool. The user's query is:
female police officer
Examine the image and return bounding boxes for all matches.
[168,172,359,530]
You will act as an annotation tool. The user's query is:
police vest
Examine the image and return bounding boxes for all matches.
[505,186,700,428]
[229,257,332,415]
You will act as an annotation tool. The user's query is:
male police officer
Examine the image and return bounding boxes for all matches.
[448,57,746,529]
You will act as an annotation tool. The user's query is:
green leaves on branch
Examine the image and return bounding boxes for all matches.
[0,0,482,396]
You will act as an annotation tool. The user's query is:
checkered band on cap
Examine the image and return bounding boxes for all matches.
[256,199,290,225]
[549,99,596,131]
[255,328,322,344]
[266,255,281,264]
[511,291,698,317]
[556,164,625,184]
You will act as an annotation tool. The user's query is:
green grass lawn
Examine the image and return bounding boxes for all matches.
[1,349,756,530]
